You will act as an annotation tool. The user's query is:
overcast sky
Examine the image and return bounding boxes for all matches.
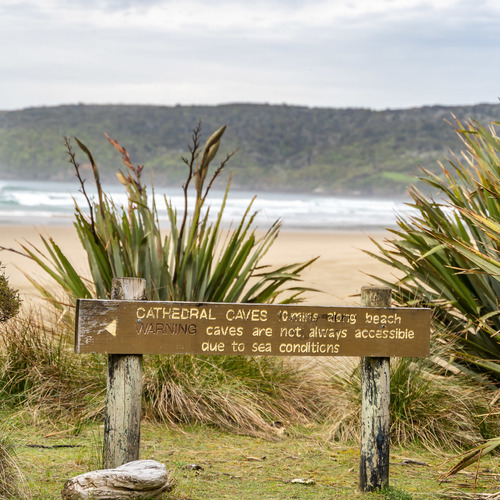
[1,0,499,111]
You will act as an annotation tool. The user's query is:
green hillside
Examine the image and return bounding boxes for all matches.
[0,102,498,195]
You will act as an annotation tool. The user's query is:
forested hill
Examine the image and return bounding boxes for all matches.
[1,102,499,196]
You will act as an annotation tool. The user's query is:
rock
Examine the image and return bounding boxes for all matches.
[61,459,171,499]
[182,463,203,471]
[291,478,315,485]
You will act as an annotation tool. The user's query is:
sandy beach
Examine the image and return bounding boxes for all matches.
[1,225,397,308]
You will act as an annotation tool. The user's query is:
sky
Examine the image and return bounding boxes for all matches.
[1,0,499,111]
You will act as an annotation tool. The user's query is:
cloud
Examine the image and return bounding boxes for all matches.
[1,0,499,110]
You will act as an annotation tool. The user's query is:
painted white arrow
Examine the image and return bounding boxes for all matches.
[105,319,117,337]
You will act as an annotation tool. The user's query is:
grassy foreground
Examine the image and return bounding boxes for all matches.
[8,416,500,499]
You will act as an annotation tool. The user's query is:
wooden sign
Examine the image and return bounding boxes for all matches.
[75,299,431,357]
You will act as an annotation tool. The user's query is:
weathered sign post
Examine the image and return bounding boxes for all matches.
[359,286,391,492]
[103,278,146,469]
[75,279,430,491]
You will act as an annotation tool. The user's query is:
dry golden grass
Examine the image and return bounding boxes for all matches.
[0,306,337,437]
[327,356,498,451]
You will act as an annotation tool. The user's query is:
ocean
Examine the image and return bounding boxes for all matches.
[0,180,413,231]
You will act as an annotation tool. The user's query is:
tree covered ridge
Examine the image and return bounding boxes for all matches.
[0,102,499,195]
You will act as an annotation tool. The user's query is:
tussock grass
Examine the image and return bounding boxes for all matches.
[0,306,335,436]
[0,433,27,499]
[327,356,497,451]
[143,355,334,436]
[368,118,500,380]
[1,304,496,444]
[0,307,106,422]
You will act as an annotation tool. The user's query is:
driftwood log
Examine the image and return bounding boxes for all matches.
[61,460,171,499]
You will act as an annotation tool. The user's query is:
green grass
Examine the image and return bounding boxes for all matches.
[7,417,500,499]
[379,171,416,184]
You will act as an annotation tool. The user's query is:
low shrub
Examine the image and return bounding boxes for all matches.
[0,264,20,322]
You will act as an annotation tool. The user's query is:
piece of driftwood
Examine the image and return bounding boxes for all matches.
[61,460,170,499]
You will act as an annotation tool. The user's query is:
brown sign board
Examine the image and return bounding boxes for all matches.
[75,299,431,357]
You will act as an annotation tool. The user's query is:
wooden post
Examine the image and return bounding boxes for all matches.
[359,286,391,492]
[103,277,146,469]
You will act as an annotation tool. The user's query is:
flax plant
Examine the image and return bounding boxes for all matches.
[14,123,329,434]
[368,118,500,379]
[22,124,314,306]
[366,118,500,477]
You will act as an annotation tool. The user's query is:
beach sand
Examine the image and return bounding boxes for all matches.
[1,225,397,307]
